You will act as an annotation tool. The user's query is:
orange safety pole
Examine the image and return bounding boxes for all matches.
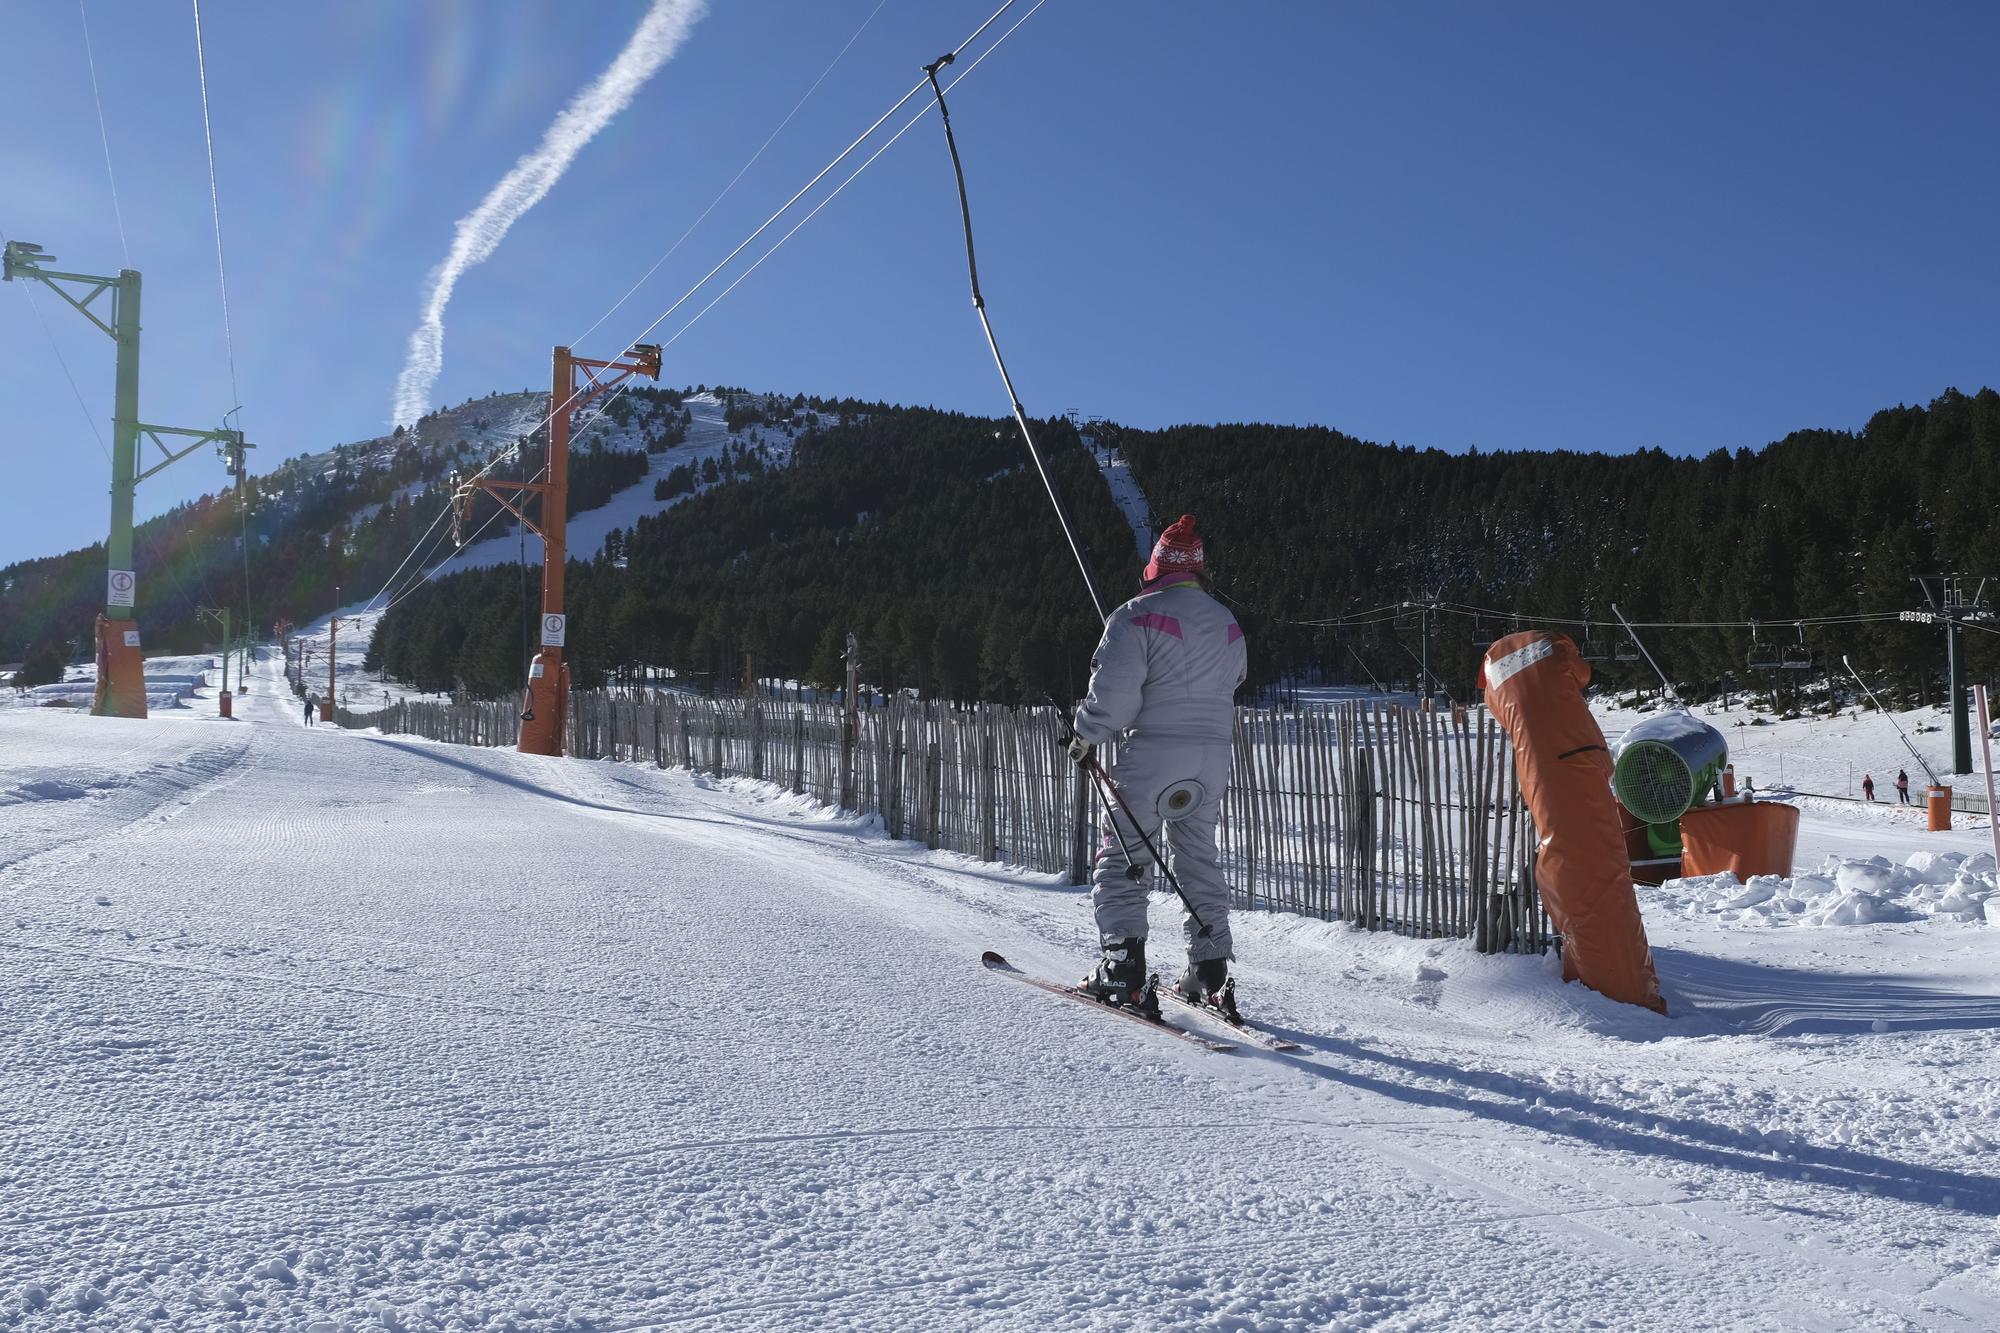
[1978,686,2000,870]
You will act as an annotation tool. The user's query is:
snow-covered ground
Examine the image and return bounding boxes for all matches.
[1594,692,1988,795]
[3,651,1998,1329]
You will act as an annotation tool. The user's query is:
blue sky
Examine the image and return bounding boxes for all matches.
[3,1,1996,566]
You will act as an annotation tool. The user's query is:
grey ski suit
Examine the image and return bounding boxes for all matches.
[1073,577,1247,962]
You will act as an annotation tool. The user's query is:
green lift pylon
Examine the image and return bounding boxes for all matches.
[4,240,250,719]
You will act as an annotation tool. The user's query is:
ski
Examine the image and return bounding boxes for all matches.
[979,951,1236,1053]
[1156,986,1301,1052]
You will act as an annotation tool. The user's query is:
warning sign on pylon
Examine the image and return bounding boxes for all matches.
[541,613,567,647]
[108,569,136,607]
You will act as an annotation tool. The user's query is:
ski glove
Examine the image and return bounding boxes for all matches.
[1066,734,1096,766]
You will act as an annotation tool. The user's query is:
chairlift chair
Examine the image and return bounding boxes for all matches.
[1746,623,1783,671]
[1779,624,1813,670]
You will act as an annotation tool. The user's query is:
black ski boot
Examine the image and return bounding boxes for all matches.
[1173,957,1241,1023]
[1081,937,1159,1018]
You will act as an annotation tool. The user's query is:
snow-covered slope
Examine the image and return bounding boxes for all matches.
[1594,692,1984,791]
[2,662,1996,1329]
[438,391,826,575]
[1083,425,1153,559]
[279,392,549,496]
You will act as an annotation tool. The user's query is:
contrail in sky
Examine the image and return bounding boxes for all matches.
[393,0,705,426]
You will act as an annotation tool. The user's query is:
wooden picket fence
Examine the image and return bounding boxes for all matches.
[336,691,1547,952]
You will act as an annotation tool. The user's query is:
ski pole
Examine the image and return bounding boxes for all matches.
[1057,709,1146,883]
[1084,754,1212,938]
[1084,763,1149,883]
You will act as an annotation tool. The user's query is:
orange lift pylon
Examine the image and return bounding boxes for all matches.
[452,342,661,756]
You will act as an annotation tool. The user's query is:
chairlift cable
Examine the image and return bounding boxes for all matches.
[78,1,130,269]
[569,0,893,351]
[2,224,112,464]
[652,1,1050,356]
[190,1,259,665]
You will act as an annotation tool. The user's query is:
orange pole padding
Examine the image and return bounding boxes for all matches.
[218,690,233,720]
[1680,801,1798,880]
[518,649,570,756]
[1927,786,1954,832]
[93,615,149,719]
[1482,631,1667,1014]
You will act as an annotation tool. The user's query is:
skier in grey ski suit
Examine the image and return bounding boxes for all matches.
[1071,515,1246,998]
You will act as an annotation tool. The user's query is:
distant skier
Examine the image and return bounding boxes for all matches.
[1896,769,1911,805]
[1067,514,1247,1016]
[1862,773,1875,802]
[304,694,318,727]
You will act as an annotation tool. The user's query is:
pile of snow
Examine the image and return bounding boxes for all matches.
[1647,848,2000,927]
[14,660,214,712]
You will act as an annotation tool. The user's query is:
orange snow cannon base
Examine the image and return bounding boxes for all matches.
[1680,800,1799,881]
[1483,631,1667,1015]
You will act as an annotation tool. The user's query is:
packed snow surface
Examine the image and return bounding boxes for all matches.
[2,654,1999,1329]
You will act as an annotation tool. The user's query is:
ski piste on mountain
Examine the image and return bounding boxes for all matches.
[979,951,1237,1052]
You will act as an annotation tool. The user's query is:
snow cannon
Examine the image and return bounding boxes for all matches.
[1611,711,1728,826]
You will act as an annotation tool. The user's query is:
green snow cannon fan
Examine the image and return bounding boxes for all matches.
[1612,712,1729,858]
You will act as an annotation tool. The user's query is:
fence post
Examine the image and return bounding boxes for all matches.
[793,708,806,795]
[841,632,859,810]
[925,740,943,850]
[980,706,998,862]
[889,714,905,840]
